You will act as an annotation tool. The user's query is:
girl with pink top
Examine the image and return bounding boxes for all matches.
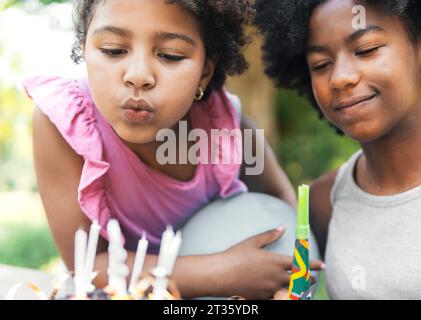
[25,0,319,299]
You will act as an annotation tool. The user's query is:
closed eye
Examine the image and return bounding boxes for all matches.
[158,53,185,62]
[100,48,128,57]
[311,61,331,72]
[355,45,384,57]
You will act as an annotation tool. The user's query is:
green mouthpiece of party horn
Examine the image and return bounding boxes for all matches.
[296,184,310,240]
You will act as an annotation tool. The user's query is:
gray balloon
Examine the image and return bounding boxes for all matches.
[179,192,321,299]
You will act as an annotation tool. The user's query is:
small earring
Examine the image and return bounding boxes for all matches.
[194,86,204,101]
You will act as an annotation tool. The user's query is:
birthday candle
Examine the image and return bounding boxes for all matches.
[157,226,174,269]
[128,232,149,294]
[107,219,129,296]
[74,228,87,299]
[153,227,172,299]
[165,231,182,275]
[288,184,312,300]
[152,226,182,299]
[83,220,101,292]
[151,266,169,300]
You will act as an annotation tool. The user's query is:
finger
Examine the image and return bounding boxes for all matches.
[273,288,289,300]
[269,267,292,287]
[246,226,285,248]
[277,255,293,269]
[279,273,292,288]
[309,260,325,271]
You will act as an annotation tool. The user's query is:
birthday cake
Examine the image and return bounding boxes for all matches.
[6,190,318,300]
[7,220,182,300]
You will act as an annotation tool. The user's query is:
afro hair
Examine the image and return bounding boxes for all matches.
[254,0,421,115]
[71,0,256,98]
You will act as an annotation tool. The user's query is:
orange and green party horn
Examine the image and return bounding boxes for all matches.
[288,184,312,300]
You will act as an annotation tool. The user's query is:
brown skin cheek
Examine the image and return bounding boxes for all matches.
[82,0,213,146]
[85,49,202,144]
[312,33,420,143]
[308,0,421,142]
[357,43,421,141]
[85,50,122,125]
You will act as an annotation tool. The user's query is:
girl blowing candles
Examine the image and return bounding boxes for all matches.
[25,0,319,299]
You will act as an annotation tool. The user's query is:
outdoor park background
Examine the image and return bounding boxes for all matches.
[0,0,359,299]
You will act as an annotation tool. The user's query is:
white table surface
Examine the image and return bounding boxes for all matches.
[0,264,57,300]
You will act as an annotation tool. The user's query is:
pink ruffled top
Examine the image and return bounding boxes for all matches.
[23,76,247,253]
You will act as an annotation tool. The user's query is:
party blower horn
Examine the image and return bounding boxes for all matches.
[288,184,312,300]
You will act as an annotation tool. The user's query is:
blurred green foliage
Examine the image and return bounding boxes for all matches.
[0,222,58,269]
[0,192,59,269]
[275,89,359,187]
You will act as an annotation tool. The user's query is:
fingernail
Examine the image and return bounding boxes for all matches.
[277,225,285,233]
[321,263,326,270]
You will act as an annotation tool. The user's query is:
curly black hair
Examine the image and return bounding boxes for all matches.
[71,0,255,99]
[254,0,421,117]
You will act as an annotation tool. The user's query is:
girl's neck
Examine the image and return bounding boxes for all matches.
[357,103,421,194]
[124,112,197,181]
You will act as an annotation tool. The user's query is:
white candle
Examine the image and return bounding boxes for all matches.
[83,220,101,292]
[151,266,169,300]
[152,227,182,299]
[107,219,129,296]
[157,226,174,269]
[74,228,87,299]
[128,232,149,294]
[166,231,182,276]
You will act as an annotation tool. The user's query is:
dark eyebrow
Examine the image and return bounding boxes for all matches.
[307,25,385,54]
[307,45,328,54]
[93,26,133,38]
[156,31,197,47]
[345,25,385,44]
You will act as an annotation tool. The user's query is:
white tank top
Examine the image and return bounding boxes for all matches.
[325,150,421,299]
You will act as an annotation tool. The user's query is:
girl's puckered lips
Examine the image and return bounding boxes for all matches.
[122,97,155,113]
[121,97,155,124]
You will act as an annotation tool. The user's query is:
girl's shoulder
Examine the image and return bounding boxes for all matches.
[311,150,361,209]
[23,75,103,159]
[329,150,362,204]
[309,150,361,257]
[311,169,338,221]
[22,75,93,120]
[23,75,93,115]
[27,76,111,242]
[310,169,338,257]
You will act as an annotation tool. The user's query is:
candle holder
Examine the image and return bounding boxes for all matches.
[131,268,181,300]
